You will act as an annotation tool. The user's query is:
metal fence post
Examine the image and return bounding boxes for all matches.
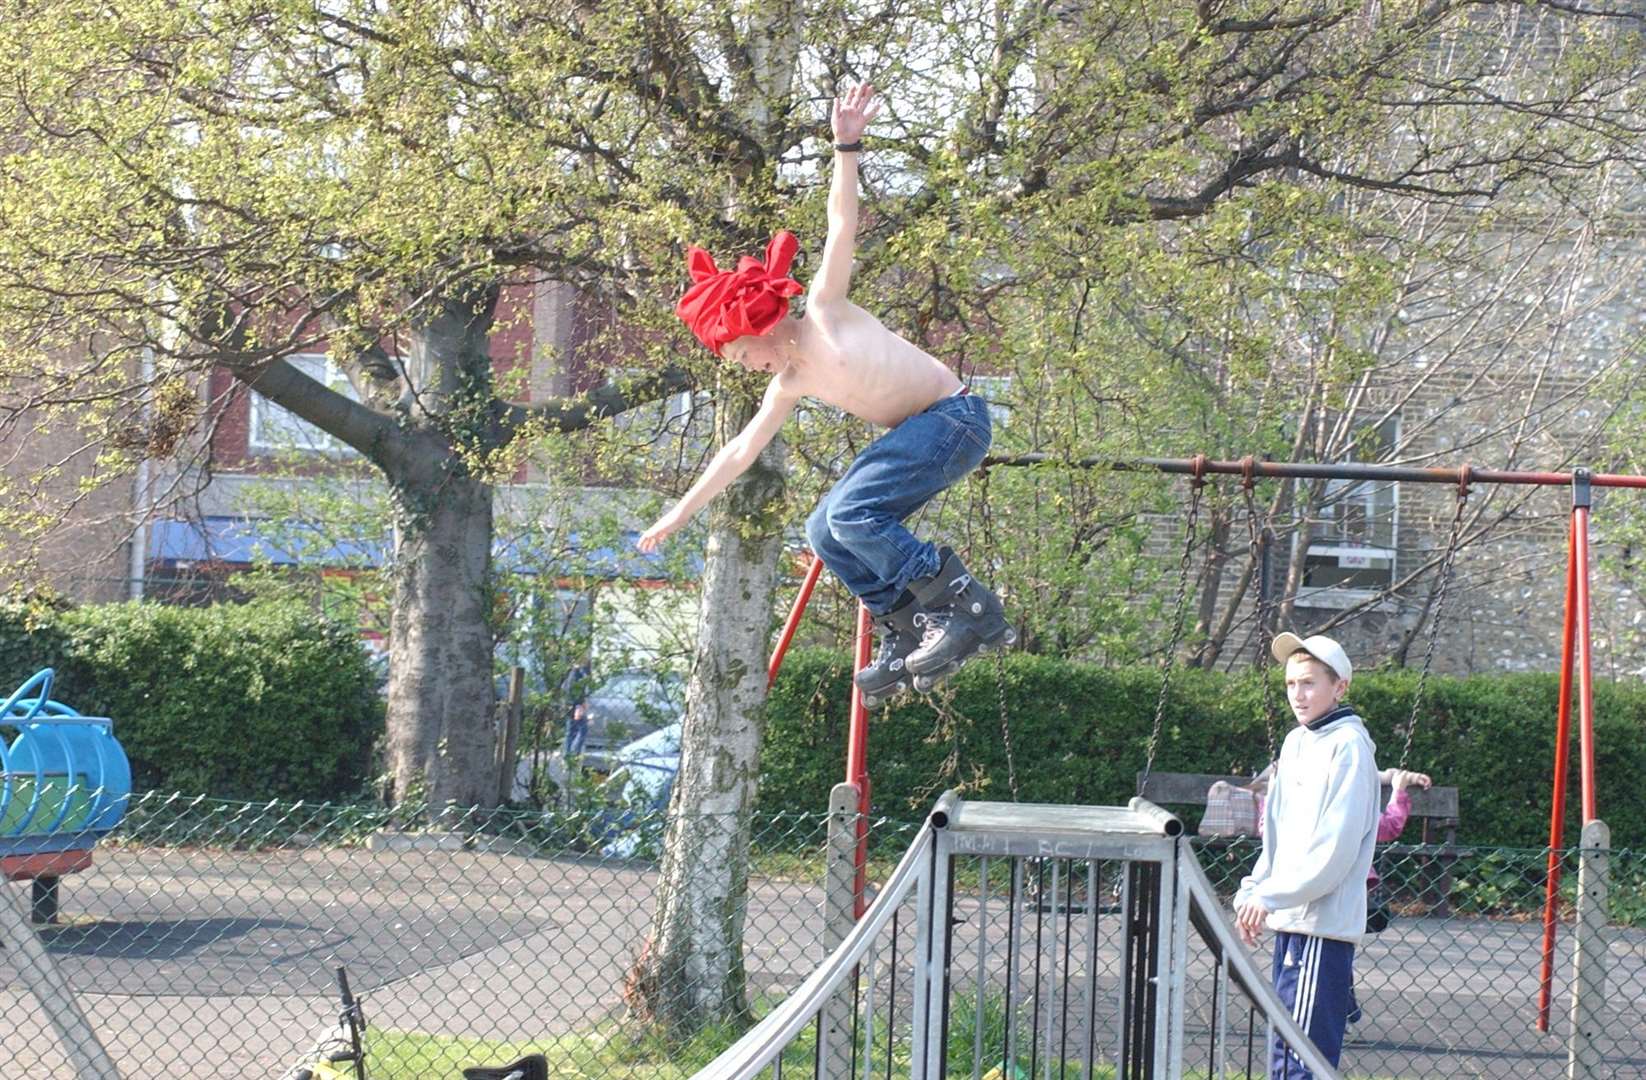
[495,665,525,804]
[1164,839,1189,1076]
[916,822,954,1080]
[819,782,861,1080]
[1567,818,1610,1080]
[1152,841,1180,1075]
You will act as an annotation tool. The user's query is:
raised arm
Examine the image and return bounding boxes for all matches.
[809,83,881,306]
[637,376,800,552]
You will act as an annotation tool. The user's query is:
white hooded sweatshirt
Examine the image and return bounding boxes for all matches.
[1234,706,1380,943]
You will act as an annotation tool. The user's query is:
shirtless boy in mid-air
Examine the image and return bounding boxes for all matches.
[637,83,1013,704]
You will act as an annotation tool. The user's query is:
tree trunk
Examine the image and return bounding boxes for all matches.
[229,274,689,813]
[382,283,504,811]
[628,413,787,1035]
[1276,477,1327,632]
[1188,503,1232,668]
[384,456,498,810]
[625,3,801,1036]
[1198,553,1256,670]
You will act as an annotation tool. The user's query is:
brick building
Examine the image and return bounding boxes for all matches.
[0,378,140,603]
[1190,368,1646,679]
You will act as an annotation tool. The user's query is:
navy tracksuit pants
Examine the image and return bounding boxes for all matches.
[1269,931,1354,1078]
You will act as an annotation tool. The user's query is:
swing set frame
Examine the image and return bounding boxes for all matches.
[763,453,1641,1024]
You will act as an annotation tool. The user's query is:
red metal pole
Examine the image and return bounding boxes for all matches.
[767,553,825,689]
[1536,506,1580,1030]
[1573,503,1598,824]
[767,555,874,917]
[847,602,873,918]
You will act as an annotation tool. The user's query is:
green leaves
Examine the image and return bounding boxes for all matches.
[4,0,1644,711]
[0,598,383,800]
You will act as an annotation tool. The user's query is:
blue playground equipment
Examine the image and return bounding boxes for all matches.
[0,668,131,921]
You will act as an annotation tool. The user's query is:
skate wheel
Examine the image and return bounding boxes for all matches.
[913,675,935,692]
[894,680,907,693]
[863,694,881,709]
[1003,628,1018,646]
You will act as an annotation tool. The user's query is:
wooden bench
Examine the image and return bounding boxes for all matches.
[1137,771,1461,915]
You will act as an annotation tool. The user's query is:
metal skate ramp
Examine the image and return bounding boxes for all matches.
[693,793,1341,1079]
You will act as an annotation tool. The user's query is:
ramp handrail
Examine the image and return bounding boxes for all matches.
[1177,846,1344,1080]
[692,816,939,1080]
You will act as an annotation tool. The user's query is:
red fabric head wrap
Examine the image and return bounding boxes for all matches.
[675,231,805,355]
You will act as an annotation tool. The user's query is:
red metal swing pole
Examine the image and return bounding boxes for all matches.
[846,604,874,918]
[765,552,875,919]
[767,553,826,689]
[1537,469,1596,1031]
[1536,514,1579,1031]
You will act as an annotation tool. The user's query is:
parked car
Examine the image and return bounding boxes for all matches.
[601,720,682,812]
[580,670,685,769]
[596,721,682,858]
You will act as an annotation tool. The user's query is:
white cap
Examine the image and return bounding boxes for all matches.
[1271,632,1352,683]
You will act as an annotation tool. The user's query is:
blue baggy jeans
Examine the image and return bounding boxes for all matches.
[805,392,992,615]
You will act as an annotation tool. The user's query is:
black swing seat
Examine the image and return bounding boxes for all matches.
[462,1053,548,1080]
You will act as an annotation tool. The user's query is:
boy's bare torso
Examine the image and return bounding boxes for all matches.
[780,301,961,429]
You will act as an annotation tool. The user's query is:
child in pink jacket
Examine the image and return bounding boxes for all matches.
[1368,768,1432,880]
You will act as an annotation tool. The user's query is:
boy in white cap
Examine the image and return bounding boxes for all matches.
[1233,633,1380,1077]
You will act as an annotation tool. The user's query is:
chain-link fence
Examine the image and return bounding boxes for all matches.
[1193,835,1646,1078]
[0,792,917,1079]
[0,794,1640,1079]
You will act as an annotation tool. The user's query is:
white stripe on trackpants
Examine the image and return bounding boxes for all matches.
[1270,930,1353,1078]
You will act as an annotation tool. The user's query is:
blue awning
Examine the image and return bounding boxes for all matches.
[147,517,693,579]
[148,517,386,567]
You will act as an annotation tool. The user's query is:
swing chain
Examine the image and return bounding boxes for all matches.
[1140,461,1207,795]
[992,647,1020,801]
[977,466,1020,802]
[1242,459,1279,765]
[1400,473,1469,769]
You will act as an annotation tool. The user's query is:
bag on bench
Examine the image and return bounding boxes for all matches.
[1200,781,1261,837]
[1199,764,1273,838]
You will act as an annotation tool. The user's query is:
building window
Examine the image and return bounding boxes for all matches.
[1297,416,1399,608]
[248,354,359,455]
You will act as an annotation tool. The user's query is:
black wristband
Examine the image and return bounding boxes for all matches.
[834,141,863,153]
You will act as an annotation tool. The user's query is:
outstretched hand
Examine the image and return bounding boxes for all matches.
[832,82,882,145]
[637,513,681,554]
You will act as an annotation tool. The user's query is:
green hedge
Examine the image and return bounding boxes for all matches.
[760,649,1646,848]
[0,599,383,800]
